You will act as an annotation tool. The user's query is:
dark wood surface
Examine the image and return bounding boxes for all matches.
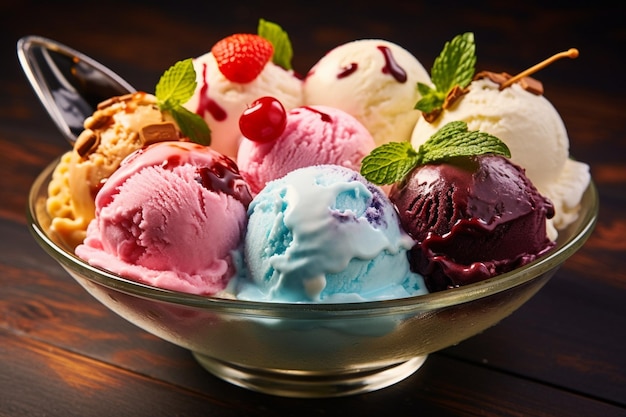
[1,1,625,416]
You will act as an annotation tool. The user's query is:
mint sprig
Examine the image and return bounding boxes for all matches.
[155,58,211,145]
[360,121,511,185]
[258,18,293,70]
[360,142,420,186]
[415,33,476,115]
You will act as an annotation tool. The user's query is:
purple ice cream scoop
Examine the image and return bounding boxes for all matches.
[389,154,555,292]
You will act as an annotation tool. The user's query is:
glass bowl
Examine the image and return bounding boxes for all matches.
[27,156,599,398]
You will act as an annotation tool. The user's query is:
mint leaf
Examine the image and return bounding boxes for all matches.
[415,82,445,113]
[431,32,476,92]
[360,121,510,185]
[155,58,197,106]
[155,59,211,145]
[168,106,211,146]
[258,18,293,70]
[415,32,476,114]
[360,142,420,185]
[418,121,510,164]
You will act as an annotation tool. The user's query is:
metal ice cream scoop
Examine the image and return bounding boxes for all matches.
[17,35,136,145]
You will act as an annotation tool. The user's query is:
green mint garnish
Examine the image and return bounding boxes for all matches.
[419,120,510,163]
[360,121,511,185]
[415,32,476,114]
[360,142,420,186]
[167,106,211,145]
[155,59,197,104]
[155,58,211,145]
[258,18,293,70]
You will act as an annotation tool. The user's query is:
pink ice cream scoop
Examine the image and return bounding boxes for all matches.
[75,141,252,296]
[237,102,376,195]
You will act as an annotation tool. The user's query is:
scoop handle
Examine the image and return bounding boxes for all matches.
[17,35,135,145]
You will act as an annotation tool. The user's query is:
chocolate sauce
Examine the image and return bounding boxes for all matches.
[195,155,253,207]
[120,143,252,207]
[390,154,556,292]
[377,45,407,83]
[196,62,227,121]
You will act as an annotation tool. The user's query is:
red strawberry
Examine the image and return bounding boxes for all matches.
[211,34,274,84]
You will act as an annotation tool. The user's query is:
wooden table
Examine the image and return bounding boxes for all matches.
[1,2,624,416]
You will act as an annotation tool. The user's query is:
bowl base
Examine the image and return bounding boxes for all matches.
[192,353,428,398]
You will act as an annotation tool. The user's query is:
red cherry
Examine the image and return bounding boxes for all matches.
[239,96,287,143]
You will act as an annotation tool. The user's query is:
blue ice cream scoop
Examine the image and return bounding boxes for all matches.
[237,164,428,302]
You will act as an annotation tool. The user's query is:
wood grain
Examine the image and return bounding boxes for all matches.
[1,1,624,416]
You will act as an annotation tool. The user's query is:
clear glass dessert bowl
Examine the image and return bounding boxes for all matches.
[27,156,599,398]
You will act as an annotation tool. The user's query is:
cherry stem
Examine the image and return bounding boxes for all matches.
[500,48,579,89]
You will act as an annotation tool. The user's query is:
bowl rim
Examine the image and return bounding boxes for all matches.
[27,156,599,317]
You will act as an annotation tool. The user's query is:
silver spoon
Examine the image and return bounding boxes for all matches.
[17,35,136,145]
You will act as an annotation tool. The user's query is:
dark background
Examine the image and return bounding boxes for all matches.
[2,1,624,91]
[2,1,624,162]
[1,1,624,416]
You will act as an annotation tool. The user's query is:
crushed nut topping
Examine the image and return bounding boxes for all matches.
[474,71,544,95]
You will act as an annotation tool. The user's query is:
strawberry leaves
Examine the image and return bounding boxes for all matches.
[258,18,293,70]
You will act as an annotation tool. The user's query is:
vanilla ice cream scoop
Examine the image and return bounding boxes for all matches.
[304,39,431,146]
[411,77,590,234]
[413,78,569,191]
